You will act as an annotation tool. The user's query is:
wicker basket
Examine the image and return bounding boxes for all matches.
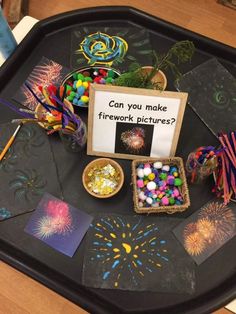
[132,157,190,214]
[82,158,124,198]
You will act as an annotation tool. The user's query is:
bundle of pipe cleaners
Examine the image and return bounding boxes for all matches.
[0,83,87,150]
[0,83,86,135]
[213,131,236,204]
[186,132,236,204]
[186,146,222,183]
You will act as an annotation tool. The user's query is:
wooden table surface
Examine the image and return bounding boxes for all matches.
[1,1,235,313]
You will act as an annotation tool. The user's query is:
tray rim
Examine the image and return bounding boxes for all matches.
[0,6,236,314]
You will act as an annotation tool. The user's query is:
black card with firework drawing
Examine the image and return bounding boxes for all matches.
[173,198,236,265]
[70,25,153,71]
[13,57,70,111]
[175,58,236,136]
[82,214,196,293]
[0,123,62,221]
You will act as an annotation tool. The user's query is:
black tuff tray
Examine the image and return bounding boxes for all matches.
[0,6,235,314]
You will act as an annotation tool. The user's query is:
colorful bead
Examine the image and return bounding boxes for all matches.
[161,196,169,205]
[146,197,153,205]
[147,181,156,191]
[143,167,152,176]
[174,178,182,186]
[137,179,144,188]
[153,161,162,169]
[148,173,155,180]
[137,168,144,178]
[162,165,170,172]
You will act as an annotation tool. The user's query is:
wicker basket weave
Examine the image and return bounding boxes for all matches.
[132,157,190,214]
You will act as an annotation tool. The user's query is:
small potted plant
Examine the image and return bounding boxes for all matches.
[113,40,195,90]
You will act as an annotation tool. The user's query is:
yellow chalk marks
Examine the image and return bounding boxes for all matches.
[114,254,120,259]
[135,245,139,250]
[139,271,144,276]
[163,249,167,252]
[133,254,138,258]
[122,233,126,238]
[127,223,130,228]
[142,250,146,253]
[113,248,120,252]
[132,261,137,267]
[95,233,103,238]
[110,233,116,238]
[122,243,132,253]
[104,237,111,242]
[141,241,146,247]
[138,230,143,234]
[156,263,162,267]
[149,237,156,243]
[114,282,118,287]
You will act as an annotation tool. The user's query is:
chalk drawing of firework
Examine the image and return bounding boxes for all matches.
[89,216,169,288]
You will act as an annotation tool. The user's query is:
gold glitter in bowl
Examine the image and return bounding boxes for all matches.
[82,158,124,198]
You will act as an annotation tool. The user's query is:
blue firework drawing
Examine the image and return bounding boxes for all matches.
[0,146,18,172]
[0,208,12,220]
[87,215,169,289]
[72,26,152,68]
[15,124,45,157]
[9,169,47,201]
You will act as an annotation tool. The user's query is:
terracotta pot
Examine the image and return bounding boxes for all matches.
[141,66,167,90]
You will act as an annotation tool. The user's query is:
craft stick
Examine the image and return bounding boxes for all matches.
[0,124,22,161]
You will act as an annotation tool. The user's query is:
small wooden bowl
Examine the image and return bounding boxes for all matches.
[35,99,74,129]
[82,158,124,198]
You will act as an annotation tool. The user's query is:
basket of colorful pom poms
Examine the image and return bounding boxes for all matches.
[62,66,120,108]
[132,157,190,214]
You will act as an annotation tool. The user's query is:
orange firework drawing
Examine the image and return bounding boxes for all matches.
[196,218,216,242]
[183,222,197,238]
[184,232,206,256]
[199,201,236,244]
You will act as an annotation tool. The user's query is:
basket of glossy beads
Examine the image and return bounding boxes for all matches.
[132,157,190,214]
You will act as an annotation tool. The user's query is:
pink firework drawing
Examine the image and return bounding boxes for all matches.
[21,59,65,110]
[34,199,73,239]
[25,193,93,257]
[121,127,145,153]
[47,200,70,217]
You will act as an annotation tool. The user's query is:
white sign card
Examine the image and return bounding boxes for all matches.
[87,84,188,160]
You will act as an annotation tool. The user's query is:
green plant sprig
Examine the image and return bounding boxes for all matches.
[113,40,195,89]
